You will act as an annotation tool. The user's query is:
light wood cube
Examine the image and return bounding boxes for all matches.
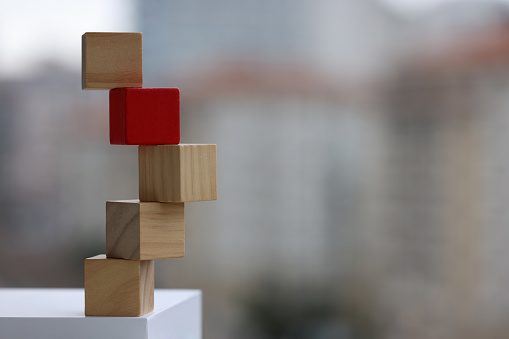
[106,200,185,260]
[139,144,217,202]
[82,32,143,89]
[84,254,154,316]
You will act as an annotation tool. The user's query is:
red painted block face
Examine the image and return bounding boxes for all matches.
[109,88,180,145]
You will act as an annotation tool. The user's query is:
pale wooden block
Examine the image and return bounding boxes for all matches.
[82,32,143,89]
[139,144,217,202]
[106,200,185,260]
[84,254,154,316]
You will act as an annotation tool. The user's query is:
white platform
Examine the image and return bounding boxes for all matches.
[0,288,201,339]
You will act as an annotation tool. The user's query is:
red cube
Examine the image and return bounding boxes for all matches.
[109,88,180,145]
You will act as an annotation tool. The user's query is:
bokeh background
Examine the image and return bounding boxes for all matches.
[2,0,509,338]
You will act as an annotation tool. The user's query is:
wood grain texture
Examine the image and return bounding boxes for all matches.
[139,144,217,202]
[82,32,142,89]
[109,88,180,145]
[106,200,185,260]
[84,254,154,317]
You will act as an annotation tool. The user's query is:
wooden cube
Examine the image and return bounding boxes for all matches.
[82,32,143,89]
[139,145,217,202]
[106,200,185,260]
[110,88,180,145]
[84,254,154,316]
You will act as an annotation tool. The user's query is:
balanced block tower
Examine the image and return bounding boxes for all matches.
[81,32,217,316]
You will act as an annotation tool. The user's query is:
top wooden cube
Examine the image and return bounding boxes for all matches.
[82,32,143,89]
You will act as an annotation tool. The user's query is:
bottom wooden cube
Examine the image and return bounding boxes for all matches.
[85,254,154,316]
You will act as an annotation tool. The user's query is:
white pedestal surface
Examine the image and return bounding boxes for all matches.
[0,288,201,339]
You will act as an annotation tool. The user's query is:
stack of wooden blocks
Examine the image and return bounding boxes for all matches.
[81,32,217,317]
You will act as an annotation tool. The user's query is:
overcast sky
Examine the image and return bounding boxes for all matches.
[0,0,136,79]
[0,0,506,79]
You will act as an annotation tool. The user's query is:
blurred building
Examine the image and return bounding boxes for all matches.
[151,53,377,339]
[0,65,139,286]
[358,2,509,338]
[139,0,404,86]
[137,1,408,338]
